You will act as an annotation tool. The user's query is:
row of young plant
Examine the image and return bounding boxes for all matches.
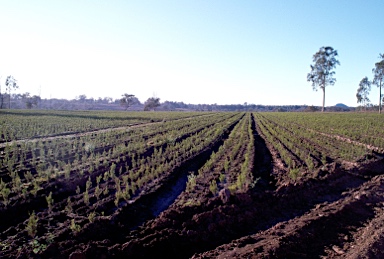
[0,113,236,209]
[0,112,221,177]
[257,114,324,167]
[76,112,243,213]
[254,112,369,178]
[262,112,384,150]
[0,112,244,254]
[0,112,231,182]
[181,113,256,207]
[0,110,206,142]
[261,113,370,161]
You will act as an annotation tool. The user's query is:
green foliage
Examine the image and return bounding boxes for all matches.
[289,168,300,180]
[372,53,384,113]
[1,184,11,206]
[88,212,96,223]
[26,211,38,238]
[209,180,218,195]
[219,173,226,183]
[45,192,54,212]
[30,181,40,197]
[94,185,102,200]
[70,219,81,234]
[83,189,90,206]
[76,186,81,195]
[114,190,122,207]
[356,77,371,109]
[144,97,161,111]
[321,152,327,165]
[186,173,197,192]
[307,46,340,111]
[29,239,47,254]
[305,155,314,171]
[65,197,73,214]
[224,158,230,173]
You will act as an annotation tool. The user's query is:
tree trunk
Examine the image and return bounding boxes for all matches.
[379,79,381,114]
[322,87,325,112]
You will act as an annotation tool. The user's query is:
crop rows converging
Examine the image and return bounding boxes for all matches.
[0,110,206,142]
[254,112,374,178]
[3,110,384,258]
[0,111,243,254]
[271,112,384,150]
[179,112,257,206]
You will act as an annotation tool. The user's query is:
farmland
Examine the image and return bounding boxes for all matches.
[1,110,384,258]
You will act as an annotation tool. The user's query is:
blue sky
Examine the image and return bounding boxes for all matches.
[0,0,383,106]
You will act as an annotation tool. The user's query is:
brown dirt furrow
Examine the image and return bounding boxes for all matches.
[331,206,384,258]
[253,117,286,182]
[250,113,275,189]
[2,116,243,259]
[194,173,384,259]
[97,158,378,259]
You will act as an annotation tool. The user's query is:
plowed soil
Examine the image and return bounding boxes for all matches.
[2,120,384,259]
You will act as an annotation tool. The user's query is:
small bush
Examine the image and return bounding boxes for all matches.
[26,211,38,238]
[45,192,54,212]
[88,212,96,223]
[186,173,197,192]
[70,219,81,234]
[209,180,218,195]
[289,168,300,180]
[65,197,73,214]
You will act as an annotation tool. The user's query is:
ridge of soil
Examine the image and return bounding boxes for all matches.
[0,115,243,258]
[2,114,384,259]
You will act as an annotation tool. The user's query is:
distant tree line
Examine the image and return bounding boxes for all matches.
[0,76,360,112]
[1,96,357,112]
[2,47,383,112]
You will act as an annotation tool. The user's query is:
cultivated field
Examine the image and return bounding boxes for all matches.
[0,110,384,258]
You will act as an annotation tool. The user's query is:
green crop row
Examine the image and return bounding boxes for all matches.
[0,113,237,209]
[254,112,370,179]
[0,112,245,253]
[0,110,208,142]
[261,112,384,150]
[183,112,256,207]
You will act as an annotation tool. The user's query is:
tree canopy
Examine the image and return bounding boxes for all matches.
[22,93,41,109]
[307,46,340,112]
[120,94,139,110]
[372,54,384,114]
[144,97,160,111]
[5,76,19,109]
[356,77,371,111]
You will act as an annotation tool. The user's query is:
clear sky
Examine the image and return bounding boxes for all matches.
[0,0,383,106]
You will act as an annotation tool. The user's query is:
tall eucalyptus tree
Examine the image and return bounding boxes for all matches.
[5,76,19,109]
[356,77,371,111]
[372,54,384,114]
[307,46,340,112]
